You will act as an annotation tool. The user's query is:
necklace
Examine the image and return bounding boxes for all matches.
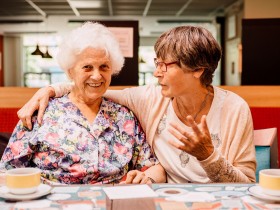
[175,88,210,122]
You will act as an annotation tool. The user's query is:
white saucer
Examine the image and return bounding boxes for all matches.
[248,185,280,202]
[0,184,52,201]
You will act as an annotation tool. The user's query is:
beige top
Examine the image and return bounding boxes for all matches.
[54,84,256,183]
[154,85,222,183]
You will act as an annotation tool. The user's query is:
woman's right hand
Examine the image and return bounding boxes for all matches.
[123,170,153,184]
[17,86,55,130]
[168,115,214,161]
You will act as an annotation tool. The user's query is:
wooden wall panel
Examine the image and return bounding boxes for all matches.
[0,86,280,108]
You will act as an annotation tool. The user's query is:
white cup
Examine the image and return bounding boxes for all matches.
[5,168,41,195]
[259,169,280,196]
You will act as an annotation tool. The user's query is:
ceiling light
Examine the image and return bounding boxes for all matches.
[31,44,43,56]
[69,0,102,8]
[42,47,53,59]
[139,57,146,63]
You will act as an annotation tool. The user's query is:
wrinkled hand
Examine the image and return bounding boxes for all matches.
[123,170,153,184]
[17,86,55,130]
[168,115,214,161]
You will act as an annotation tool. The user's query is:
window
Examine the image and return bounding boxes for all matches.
[23,35,68,87]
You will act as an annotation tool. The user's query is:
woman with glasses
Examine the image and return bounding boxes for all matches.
[17,25,256,183]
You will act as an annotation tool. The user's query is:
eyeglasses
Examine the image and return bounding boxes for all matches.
[154,58,179,73]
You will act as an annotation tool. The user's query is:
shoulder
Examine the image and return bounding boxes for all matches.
[124,84,163,98]
[102,97,134,117]
[135,84,166,104]
[107,84,166,108]
[214,87,252,124]
[215,86,249,109]
[102,98,143,134]
[140,84,162,95]
[47,95,72,110]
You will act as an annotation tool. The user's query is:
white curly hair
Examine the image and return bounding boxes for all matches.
[56,21,124,78]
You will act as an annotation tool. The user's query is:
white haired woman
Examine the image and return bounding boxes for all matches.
[0,22,166,184]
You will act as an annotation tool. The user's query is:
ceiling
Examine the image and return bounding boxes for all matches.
[0,0,239,19]
[0,0,241,37]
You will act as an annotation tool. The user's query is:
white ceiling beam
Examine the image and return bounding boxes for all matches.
[176,0,193,17]
[108,0,113,16]
[143,0,153,17]
[66,0,80,17]
[25,0,47,18]
[208,5,224,17]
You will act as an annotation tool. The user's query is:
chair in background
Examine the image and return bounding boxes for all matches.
[254,128,278,182]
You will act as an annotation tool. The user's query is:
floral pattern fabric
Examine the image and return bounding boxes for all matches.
[0,95,158,184]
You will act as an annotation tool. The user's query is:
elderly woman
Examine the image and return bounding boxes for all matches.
[18,25,256,183]
[0,22,165,184]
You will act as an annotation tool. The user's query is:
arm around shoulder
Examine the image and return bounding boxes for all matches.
[17,82,73,130]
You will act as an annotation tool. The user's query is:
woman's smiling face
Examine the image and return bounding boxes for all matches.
[69,47,112,103]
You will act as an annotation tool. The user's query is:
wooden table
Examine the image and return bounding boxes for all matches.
[0,183,279,210]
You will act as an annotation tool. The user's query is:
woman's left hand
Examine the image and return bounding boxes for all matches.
[168,115,214,161]
[123,170,153,184]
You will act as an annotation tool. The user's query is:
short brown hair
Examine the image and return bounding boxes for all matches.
[154,26,222,86]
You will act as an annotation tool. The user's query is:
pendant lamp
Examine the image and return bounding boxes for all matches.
[31,44,43,56]
[139,57,146,63]
[42,46,53,59]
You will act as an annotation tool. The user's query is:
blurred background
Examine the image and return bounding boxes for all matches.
[0,0,279,87]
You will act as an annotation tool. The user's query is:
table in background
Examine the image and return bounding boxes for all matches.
[0,183,279,210]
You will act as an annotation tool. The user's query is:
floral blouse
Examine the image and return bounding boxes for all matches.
[0,95,158,184]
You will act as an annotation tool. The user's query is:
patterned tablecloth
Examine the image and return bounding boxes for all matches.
[0,183,280,210]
